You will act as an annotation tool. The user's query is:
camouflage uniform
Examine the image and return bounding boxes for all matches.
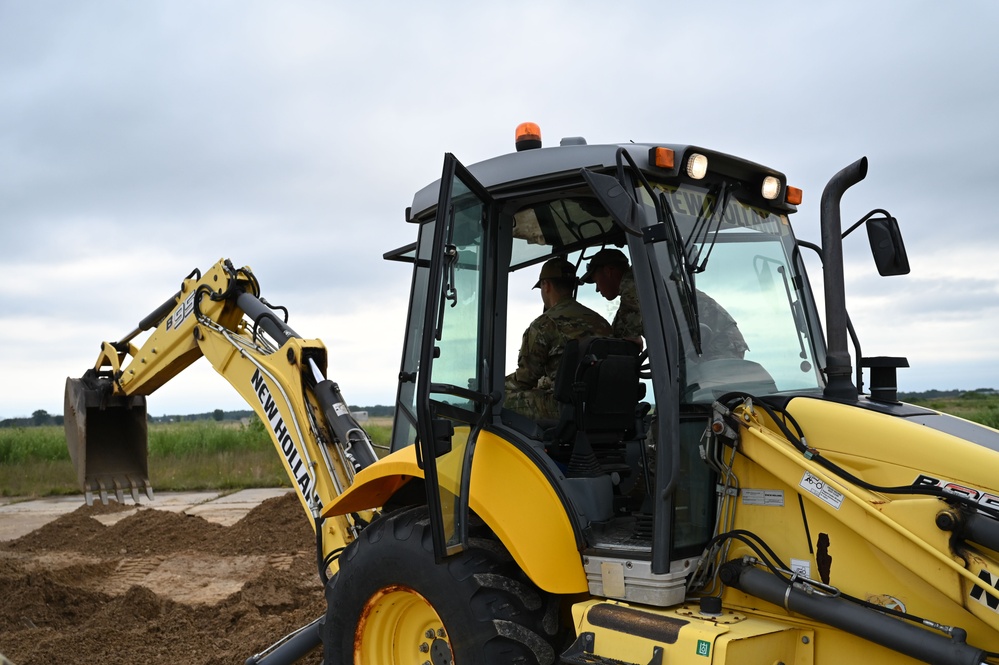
[505,298,612,420]
[695,289,749,359]
[612,267,643,340]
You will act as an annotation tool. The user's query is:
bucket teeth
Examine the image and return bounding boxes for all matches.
[85,475,153,506]
[65,377,152,506]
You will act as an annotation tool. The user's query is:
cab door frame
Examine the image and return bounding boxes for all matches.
[415,153,499,561]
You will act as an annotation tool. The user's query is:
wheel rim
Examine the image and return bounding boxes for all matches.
[355,584,453,665]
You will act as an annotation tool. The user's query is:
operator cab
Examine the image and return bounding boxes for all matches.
[386,125,825,605]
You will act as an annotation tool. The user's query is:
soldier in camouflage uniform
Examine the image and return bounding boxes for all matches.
[580,248,643,345]
[505,257,612,421]
[581,247,748,359]
[695,288,749,359]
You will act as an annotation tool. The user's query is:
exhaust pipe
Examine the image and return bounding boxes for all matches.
[820,157,868,400]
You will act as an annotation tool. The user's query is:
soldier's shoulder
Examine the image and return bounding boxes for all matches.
[554,300,611,334]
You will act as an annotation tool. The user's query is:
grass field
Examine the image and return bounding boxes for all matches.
[904,392,999,429]
[3,395,999,498]
[0,416,393,498]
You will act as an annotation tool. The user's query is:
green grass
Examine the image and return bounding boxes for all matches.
[10,395,995,499]
[0,417,395,499]
[906,393,999,430]
[0,426,68,464]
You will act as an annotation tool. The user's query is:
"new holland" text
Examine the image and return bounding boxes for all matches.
[251,368,316,502]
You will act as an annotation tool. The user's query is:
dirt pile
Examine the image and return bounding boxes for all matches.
[0,492,325,665]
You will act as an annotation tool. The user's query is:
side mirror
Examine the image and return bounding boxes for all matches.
[866,216,909,276]
[580,169,644,236]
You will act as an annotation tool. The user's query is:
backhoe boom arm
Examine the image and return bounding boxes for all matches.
[64,259,377,570]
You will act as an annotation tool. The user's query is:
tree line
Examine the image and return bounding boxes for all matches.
[1,404,397,428]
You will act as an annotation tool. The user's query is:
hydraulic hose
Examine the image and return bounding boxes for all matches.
[720,561,986,665]
[235,291,301,347]
[314,378,378,471]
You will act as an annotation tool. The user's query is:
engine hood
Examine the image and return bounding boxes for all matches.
[783,395,999,501]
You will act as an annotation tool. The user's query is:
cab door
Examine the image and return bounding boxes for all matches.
[416,153,497,560]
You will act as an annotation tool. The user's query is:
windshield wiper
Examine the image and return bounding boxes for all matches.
[656,189,702,353]
[580,149,704,353]
[754,255,809,366]
[685,182,732,274]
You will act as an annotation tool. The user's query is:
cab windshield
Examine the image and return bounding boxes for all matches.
[646,181,826,403]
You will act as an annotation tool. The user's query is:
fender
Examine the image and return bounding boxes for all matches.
[322,429,587,594]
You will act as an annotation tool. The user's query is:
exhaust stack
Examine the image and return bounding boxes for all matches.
[820,157,868,400]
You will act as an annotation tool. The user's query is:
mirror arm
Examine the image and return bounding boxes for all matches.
[842,208,894,239]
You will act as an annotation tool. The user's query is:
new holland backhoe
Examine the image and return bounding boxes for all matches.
[66,123,999,665]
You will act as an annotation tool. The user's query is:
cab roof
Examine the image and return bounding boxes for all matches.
[407,140,792,222]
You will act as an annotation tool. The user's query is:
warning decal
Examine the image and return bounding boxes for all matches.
[799,471,844,510]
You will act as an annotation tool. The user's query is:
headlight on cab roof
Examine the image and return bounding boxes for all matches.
[762,176,781,200]
[686,153,708,179]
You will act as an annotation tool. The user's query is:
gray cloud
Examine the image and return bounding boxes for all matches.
[1,1,998,417]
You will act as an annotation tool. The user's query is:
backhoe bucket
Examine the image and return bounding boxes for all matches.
[64,378,153,506]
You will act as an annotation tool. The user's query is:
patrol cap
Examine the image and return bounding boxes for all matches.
[580,248,629,283]
[533,257,577,289]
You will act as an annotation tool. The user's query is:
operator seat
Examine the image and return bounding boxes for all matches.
[547,337,647,478]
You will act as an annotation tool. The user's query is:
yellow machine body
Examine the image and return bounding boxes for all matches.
[64,260,370,567]
[64,129,999,665]
[324,429,588,594]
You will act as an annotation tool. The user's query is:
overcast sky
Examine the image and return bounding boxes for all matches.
[2,1,998,419]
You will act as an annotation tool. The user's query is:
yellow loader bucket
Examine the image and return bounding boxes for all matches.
[64,378,153,506]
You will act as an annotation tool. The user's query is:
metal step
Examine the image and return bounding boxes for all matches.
[560,632,663,665]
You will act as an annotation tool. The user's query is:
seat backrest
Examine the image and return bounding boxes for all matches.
[553,336,641,440]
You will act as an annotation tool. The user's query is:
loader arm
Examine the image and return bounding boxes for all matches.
[64,259,377,571]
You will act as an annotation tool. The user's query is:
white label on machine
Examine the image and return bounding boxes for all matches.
[742,489,785,507]
[332,402,350,417]
[799,471,844,509]
[790,559,812,578]
[600,562,626,597]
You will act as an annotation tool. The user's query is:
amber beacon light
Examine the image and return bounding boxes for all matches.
[515,122,542,151]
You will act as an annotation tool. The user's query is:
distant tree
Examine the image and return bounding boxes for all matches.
[32,409,51,426]
[54,415,64,426]
[212,409,225,422]
[349,404,395,417]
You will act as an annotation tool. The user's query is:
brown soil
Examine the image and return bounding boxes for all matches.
[0,493,326,664]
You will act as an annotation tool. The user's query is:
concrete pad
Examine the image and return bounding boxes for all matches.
[0,489,291,542]
[206,488,293,504]
[137,490,223,512]
[77,490,222,526]
[185,488,294,526]
[0,495,85,541]
[92,509,141,527]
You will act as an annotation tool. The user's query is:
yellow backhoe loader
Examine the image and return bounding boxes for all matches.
[66,124,999,665]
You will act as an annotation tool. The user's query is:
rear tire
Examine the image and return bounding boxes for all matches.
[322,506,561,665]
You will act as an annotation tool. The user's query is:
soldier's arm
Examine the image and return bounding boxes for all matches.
[507,319,550,389]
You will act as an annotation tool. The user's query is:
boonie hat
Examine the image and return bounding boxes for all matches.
[533,257,577,289]
[580,248,629,284]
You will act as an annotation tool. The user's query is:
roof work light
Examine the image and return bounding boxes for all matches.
[762,176,781,200]
[686,153,708,179]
